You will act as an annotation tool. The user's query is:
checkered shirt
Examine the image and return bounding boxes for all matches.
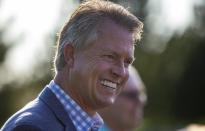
[48,80,103,131]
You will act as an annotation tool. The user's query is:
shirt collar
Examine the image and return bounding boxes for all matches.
[48,80,103,131]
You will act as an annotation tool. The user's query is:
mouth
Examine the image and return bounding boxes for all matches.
[100,80,117,89]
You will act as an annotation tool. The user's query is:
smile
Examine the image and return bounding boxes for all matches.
[100,80,117,89]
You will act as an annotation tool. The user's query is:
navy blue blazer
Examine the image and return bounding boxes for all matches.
[1,87,76,131]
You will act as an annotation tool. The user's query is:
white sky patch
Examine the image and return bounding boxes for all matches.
[161,0,194,34]
[145,0,202,53]
[0,0,78,78]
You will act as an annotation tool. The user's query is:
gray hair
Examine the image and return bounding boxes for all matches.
[54,0,143,72]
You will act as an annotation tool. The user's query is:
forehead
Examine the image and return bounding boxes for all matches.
[98,19,133,42]
[96,19,134,55]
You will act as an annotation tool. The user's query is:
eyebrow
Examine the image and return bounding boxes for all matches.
[100,47,135,62]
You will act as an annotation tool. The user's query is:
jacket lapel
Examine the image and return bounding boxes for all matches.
[39,87,76,131]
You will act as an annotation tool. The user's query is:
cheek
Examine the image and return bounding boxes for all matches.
[89,60,112,75]
[84,56,104,70]
[75,56,113,86]
[76,58,99,76]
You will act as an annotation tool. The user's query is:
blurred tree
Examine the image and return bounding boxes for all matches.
[0,28,10,64]
[0,24,15,126]
[0,44,7,64]
[174,38,205,121]
[0,11,55,129]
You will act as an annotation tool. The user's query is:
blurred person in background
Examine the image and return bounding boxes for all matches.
[99,66,147,131]
[1,0,143,131]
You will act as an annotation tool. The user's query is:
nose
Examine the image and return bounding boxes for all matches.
[111,62,127,79]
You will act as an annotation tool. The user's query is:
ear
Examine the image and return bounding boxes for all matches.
[63,44,75,67]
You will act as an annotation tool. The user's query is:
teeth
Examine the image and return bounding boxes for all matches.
[101,80,117,89]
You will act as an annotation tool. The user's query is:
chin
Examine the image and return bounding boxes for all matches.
[96,98,115,109]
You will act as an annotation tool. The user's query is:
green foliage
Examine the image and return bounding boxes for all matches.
[0,44,7,63]
[0,29,10,64]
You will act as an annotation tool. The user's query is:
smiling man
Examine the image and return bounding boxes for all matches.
[1,0,143,131]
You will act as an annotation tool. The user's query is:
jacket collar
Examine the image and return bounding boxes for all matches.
[39,87,76,131]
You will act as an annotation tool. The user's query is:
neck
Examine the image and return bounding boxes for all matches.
[54,70,68,92]
[54,69,96,117]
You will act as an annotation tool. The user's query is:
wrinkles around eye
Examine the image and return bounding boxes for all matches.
[103,54,114,60]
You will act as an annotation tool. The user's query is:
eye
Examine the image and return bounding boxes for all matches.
[105,55,114,59]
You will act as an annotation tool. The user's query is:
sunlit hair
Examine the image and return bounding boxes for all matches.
[54,0,143,72]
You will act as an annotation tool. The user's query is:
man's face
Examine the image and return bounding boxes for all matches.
[69,20,134,112]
